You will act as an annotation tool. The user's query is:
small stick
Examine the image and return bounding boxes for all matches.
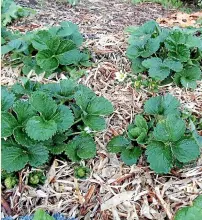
[84,185,96,204]
[111,173,135,185]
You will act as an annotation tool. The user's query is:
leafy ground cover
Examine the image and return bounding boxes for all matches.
[2,21,90,79]
[2,79,113,172]
[1,0,202,219]
[126,20,202,89]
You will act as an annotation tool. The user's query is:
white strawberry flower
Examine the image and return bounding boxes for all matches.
[84,126,92,134]
[115,70,127,82]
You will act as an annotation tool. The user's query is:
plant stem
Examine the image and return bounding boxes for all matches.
[72,118,82,125]
[66,131,83,137]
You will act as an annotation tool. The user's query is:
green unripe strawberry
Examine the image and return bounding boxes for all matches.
[28,171,46,186]
[4,176,17,189]
[29,175,40,185]
[74,166,90,179]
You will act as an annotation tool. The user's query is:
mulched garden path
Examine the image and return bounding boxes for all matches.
[1,1,202,219]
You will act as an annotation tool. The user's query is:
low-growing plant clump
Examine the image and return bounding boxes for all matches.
[2,21,91,78]
[126,20,202,89]
[107,94,201,174]
[1,0,35,27]
[1,79,114,173]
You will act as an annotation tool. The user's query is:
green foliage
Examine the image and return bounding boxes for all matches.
[107,94,201,174]
[74,165,90,179]
[174,195,202,220]
[2,21,91,79]
[126,20,202,89]
[1,0,35,26]
[1,79,114,172]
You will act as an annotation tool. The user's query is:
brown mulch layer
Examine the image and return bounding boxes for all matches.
[1,0,202,220]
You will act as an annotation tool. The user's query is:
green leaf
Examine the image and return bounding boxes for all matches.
[175,206,202,220]
[65,138,81,162]
[47,144,67,155]
[128,127,142,138]
[176,66,201,89]
[128,20,159,37]
[163,58,183,72]
[86,96,114,116]
[144,95,162,115]
[142,57,169,80]
[76,135,96,159]
[141,38,160,58]
[31,30,52,51]
[13,100,36,124]
[127,38,160,59]
[28,144,49,167]
[60,79,77,97]
[153,115,185,142]
[56,39,76,54]
[1,44,14,55]
[30,91,57,119]
[2,147,29,172]
[33,209,54,220]
[46,37,60,52]
[168,44,190,62]
[127,116,148,144]
[136,130,148,144]
[82,115,106,131]
[135,115,148,130]
[1,87,15,111]
[161,93,181,116]
[36,49,59,71]
[14,127,36,146]
[26,116,57,141]
[107,136,131,153]
[56,49,82,65]
[57,21,78,37]
[142,57,183,81]
[74,85,96,111]
[165,30,186,50]
[65,135,96,161]
[193,195,202,208]
[53,105,74,132]
[121,147,142,165]
[131,58,146,74]
[2,112,18,138]
[146,141,173,174]
[1,138,21,150]
[22,57,44,76]
[144,94,180,116]
[174,195,202,220]
[172,138,200,163]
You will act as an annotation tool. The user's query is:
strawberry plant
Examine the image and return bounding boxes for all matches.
[1,79,114,172]
[107,94,201,174]
[2,21,91,78]
[1,0,35,26]
[126,20,202,89]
